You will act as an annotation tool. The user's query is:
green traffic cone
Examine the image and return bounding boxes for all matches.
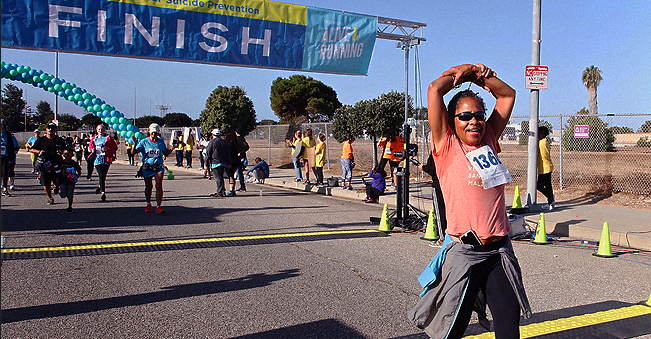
[512,185,522,209]
[421,209,439,241]
[378,203,391,232]
[532,213,550,244]
[640,292,651,307]
[593,222,616,258]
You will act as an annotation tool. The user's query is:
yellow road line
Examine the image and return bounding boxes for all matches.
[464,304,651,339]
[1,229,382,253]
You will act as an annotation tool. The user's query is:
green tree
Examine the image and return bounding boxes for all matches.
[331,105,361,143]
[258,119,277,125]
[356,91,412,166]
[33,100,54,126]
[164,112,193,127]
[608,126,634,134]
[191,119,202,127]
[57,113,82,131]
[81,113,103,129]
[637,136,651,147]
[561,110,614,152]
[582,65,602,115]
[518,119,553,145]
[135,115,166,128]
[200,86,257,135]
[1,83,27,131]
[270,75,341,123]
[639,120,651,133]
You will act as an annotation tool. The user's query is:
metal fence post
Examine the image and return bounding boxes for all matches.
[268,125,271,165]
[559,115,563,190]
[325,123,330,170]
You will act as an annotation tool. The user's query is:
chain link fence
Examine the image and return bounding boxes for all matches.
[247,114,651,195]
[13,113,651,195]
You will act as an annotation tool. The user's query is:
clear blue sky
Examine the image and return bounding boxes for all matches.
[2,0,650,130]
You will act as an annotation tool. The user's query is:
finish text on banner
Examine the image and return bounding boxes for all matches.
[1,0,376,75]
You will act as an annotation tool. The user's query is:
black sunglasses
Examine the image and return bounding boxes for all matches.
[454,111,486,121]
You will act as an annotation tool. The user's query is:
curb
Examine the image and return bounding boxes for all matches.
[523,216,651,252]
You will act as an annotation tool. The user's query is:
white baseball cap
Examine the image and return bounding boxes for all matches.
[211,128,221,136]
[149,123,161,134]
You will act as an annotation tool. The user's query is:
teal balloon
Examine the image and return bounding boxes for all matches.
[124,119,132,125]
[135,132,145,139]
[62,83,69,90]
[39,73,48,81]
[126,131,134,138]
[110,117,119,124]
[16,66,24,73]
[118,117,126,124]
[110,110,118,117]
[9,70,17,76]
[32,76,40,82]
[93,104,101,111]
[120,130,128,137]
[100,104,108,110]
[82,93,90,99]
[74,94,82,101]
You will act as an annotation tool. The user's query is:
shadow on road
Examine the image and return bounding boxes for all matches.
[229,318,367,339]
[1,269,301,324]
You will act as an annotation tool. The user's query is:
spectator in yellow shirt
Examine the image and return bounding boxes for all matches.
[315,133,326,186]
[185,130,195,168]
[302,128,317,184]
[537,126,555,210]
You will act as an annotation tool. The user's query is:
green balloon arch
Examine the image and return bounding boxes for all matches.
[1,60,145,140]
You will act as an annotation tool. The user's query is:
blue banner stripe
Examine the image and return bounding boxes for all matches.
[2,0,375,75]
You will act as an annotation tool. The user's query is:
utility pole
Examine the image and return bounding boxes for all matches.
[526,0,542,206]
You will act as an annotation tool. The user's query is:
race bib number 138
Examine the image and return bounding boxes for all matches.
[465,145,512,189]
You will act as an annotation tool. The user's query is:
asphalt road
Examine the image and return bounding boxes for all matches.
[2,154,651,338]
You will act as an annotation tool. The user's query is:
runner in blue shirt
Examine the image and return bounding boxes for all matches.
[26,129,41,173]
[131,123,173,213]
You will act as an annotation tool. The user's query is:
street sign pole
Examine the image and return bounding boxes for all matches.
[526,0,542,207]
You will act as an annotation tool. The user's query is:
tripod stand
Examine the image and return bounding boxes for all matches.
[387,126,428,231]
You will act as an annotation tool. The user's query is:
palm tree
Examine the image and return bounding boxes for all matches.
[582,65,602,115]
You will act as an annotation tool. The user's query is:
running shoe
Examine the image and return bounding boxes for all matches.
[95,187,101,194]
[347,186,353,190]
[237,188,246,192]
[145,204,152,213]
[225,190,236,197]
[9,185,15,191]
[66,207,73,213]
[2,189,10,197]
[101,193,106,201]
[303,180,311,185]
[47,198,54,205]
[293,178,302,182]
[156,206,165,213]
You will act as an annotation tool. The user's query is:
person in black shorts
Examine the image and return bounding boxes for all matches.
[30,122,66,205]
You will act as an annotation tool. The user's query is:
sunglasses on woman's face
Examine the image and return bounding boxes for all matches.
[454,111,486,121]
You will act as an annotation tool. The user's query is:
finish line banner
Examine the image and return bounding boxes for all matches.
[1,0,377,75]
